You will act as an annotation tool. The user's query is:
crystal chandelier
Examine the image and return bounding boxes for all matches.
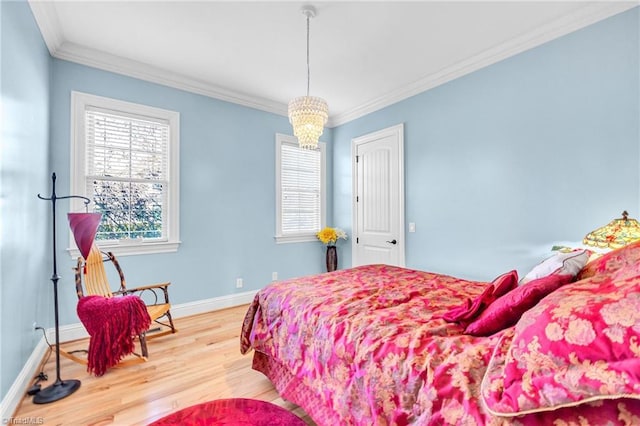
[288,5,328,150]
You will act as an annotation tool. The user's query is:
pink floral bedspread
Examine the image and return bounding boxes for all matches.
[240,264,640,425]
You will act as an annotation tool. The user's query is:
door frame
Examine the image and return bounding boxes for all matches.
[351,123,405,267]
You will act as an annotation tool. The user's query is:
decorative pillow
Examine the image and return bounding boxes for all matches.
[578,239,640,280]
[481,274,640,416]
[465,273,572,336]
[442,270,518,324]
[520,250,590,285]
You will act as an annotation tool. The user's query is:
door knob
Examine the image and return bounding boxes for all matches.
[386,239,397,245]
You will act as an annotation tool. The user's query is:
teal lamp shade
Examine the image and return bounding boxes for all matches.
[68,212,102,260]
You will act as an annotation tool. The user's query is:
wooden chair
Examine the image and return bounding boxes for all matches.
[64,244,177,365]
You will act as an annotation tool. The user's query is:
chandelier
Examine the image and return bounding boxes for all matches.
[288,5,328,150]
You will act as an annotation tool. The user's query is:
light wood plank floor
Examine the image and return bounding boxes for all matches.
[13,305,316,425]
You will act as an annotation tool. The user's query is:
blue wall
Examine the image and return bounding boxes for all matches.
[50,60,334,327]
[333,7,639,281]
[0,1,52,397]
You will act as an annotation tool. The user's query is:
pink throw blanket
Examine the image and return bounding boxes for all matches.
[77,295,151,376]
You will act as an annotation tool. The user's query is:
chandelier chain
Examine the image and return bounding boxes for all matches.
[288,5,328,150]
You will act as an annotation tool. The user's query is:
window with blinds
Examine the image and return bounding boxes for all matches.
[275,134,325,243]
[71,92,180,255]
[86,108,169,241]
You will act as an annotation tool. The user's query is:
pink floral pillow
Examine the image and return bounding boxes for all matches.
[481,273,640,416]
[578,239,640,280]
[442,270,518,324]
[464,274,572,336]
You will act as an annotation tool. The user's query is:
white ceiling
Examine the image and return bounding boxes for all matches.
[29,1,638,127]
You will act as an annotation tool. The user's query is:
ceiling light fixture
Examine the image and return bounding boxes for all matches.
[288,5,328,150]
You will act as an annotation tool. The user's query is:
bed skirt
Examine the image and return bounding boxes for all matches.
[253,351,340,425]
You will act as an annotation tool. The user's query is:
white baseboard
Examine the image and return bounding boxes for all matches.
[0,338,49,423]
[0,290,257,418]
[170,289,257,319]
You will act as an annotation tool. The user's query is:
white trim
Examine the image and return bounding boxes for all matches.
[0,338,49,421]
[56,322,89,343]
[28,1,636,128]
[60,41,288,118]
[27,0,64,57]
[168,290,258,319]
[274,234,318,244]
[274,134,326,244]
[0,290,257,418]
[70,91,180,256]
[27,0,287,117]
[68,241,181,258]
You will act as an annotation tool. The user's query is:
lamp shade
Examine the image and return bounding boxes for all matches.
[68,212,102,260]
[583,211,640,249]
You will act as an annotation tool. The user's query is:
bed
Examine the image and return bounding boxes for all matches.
[240,242,640,425]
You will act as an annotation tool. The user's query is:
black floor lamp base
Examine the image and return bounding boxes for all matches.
[33,379,81,404]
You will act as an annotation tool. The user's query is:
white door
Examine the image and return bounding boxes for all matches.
[352,124,405,267]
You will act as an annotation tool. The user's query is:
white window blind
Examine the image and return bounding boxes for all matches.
[86,108,170,241]
[281,143,321,233]
[275,134,325,243]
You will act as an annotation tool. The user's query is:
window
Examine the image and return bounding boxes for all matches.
[71,91,180,256]
[275,133,326,243]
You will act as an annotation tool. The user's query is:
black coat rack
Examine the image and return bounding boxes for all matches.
[34,173,90,403]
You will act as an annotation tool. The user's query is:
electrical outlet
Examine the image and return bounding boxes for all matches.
[272,272,278,281]
[236,278,243,288]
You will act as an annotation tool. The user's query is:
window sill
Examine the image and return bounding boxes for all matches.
[274,234,318,244]
[68,240,181,258]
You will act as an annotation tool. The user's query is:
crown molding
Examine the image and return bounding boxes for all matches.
[28,0,64,56]
[54,41,289,117]
[331,2,639,127]
[53,42,287,116]
[27,1,287,116]
[29,1,638,129]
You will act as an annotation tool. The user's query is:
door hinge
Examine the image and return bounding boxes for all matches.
[356,155,359,163]
[356,237,359,244]
[356,195,359,202]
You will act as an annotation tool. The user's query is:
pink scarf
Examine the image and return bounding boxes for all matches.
[77,295,151,376]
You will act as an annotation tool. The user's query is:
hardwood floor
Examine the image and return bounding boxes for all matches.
[13,305,315,425]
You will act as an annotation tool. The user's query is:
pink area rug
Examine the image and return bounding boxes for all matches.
[149,398,307,425]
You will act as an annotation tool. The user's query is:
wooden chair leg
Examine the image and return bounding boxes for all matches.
[139,332,149,359]
[166,310,177,333]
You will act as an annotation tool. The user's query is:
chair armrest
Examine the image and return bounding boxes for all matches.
[124,282,171,293]
[122,282,172,305]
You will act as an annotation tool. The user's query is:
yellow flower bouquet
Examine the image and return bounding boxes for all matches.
[316,227,348,246]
